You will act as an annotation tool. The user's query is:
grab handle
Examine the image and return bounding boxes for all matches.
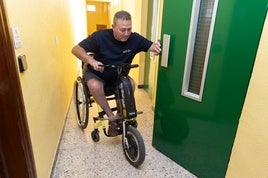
[160,34,171,68]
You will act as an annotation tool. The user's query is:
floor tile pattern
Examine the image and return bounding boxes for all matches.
[51,89,197,178]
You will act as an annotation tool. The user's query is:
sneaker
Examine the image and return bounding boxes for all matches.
[108,120,119,136]
[107,115,121,136]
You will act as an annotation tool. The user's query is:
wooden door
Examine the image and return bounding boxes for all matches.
[0,1,36,177]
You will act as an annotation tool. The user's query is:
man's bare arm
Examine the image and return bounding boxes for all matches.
[71,45,104,72]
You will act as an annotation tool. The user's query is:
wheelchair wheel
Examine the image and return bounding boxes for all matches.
[91,129,100,142]
[74,76,89,129]
[122,125,145,167]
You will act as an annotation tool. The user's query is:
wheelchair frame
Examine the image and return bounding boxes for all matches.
[74,63,145,167]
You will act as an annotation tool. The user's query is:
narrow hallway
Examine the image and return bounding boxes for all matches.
[51,89,196,177]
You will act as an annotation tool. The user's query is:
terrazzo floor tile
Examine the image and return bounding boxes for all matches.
[51,89,197,178]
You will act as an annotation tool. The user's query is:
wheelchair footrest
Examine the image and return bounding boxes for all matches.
[137,111,143,115]
[94,116,108,121]
[93,120,106,129]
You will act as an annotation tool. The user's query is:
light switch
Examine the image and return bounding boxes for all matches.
[11,26,22,49]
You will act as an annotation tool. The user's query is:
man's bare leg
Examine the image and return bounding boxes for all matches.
[88,77,135,116]
[87,79,120,135]
[87,78,114,117]
[87,77,136,136]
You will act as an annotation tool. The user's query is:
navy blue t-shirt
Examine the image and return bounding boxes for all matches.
[78,29,153,83]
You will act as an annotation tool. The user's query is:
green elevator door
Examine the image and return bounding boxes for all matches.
[152,0,268,177]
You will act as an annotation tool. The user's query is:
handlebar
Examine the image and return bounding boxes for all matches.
[99,63,138,75]
[99,63,139,69]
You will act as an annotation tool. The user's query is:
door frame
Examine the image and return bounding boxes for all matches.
[0,0,36,177]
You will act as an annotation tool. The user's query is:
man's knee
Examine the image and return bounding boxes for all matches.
[87,79,103,93]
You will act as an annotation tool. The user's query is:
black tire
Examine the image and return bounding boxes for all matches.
[122,125,145,167]
[74,76,89,129]
[91,130,100,142]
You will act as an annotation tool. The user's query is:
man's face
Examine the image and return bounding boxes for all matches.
[112,19,132,42]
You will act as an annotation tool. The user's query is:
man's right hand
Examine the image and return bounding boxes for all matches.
[90,59,104,72]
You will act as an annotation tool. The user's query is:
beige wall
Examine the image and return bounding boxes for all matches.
[226,13,268,178]
[5,0,86,177]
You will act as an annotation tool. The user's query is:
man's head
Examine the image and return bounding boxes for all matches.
[112,10,132,42]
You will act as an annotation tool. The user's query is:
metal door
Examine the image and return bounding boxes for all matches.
[152,0,268,177]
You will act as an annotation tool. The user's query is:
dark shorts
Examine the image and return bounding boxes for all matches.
[84,65,135,90]
[84,67,119,95]
[84,68,117,88]
[84,68,104,84]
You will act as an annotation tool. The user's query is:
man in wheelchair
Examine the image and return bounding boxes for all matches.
[72,10,161,136]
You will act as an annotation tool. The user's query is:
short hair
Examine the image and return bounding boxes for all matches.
[113,10,132,25]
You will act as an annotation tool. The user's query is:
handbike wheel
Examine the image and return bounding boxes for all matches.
[74,76,89,129]
[122,125,145,167]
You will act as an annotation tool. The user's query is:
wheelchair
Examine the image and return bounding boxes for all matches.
[74,62,145,167]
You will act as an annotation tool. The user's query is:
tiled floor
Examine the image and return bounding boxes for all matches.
[51,89,197,178]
